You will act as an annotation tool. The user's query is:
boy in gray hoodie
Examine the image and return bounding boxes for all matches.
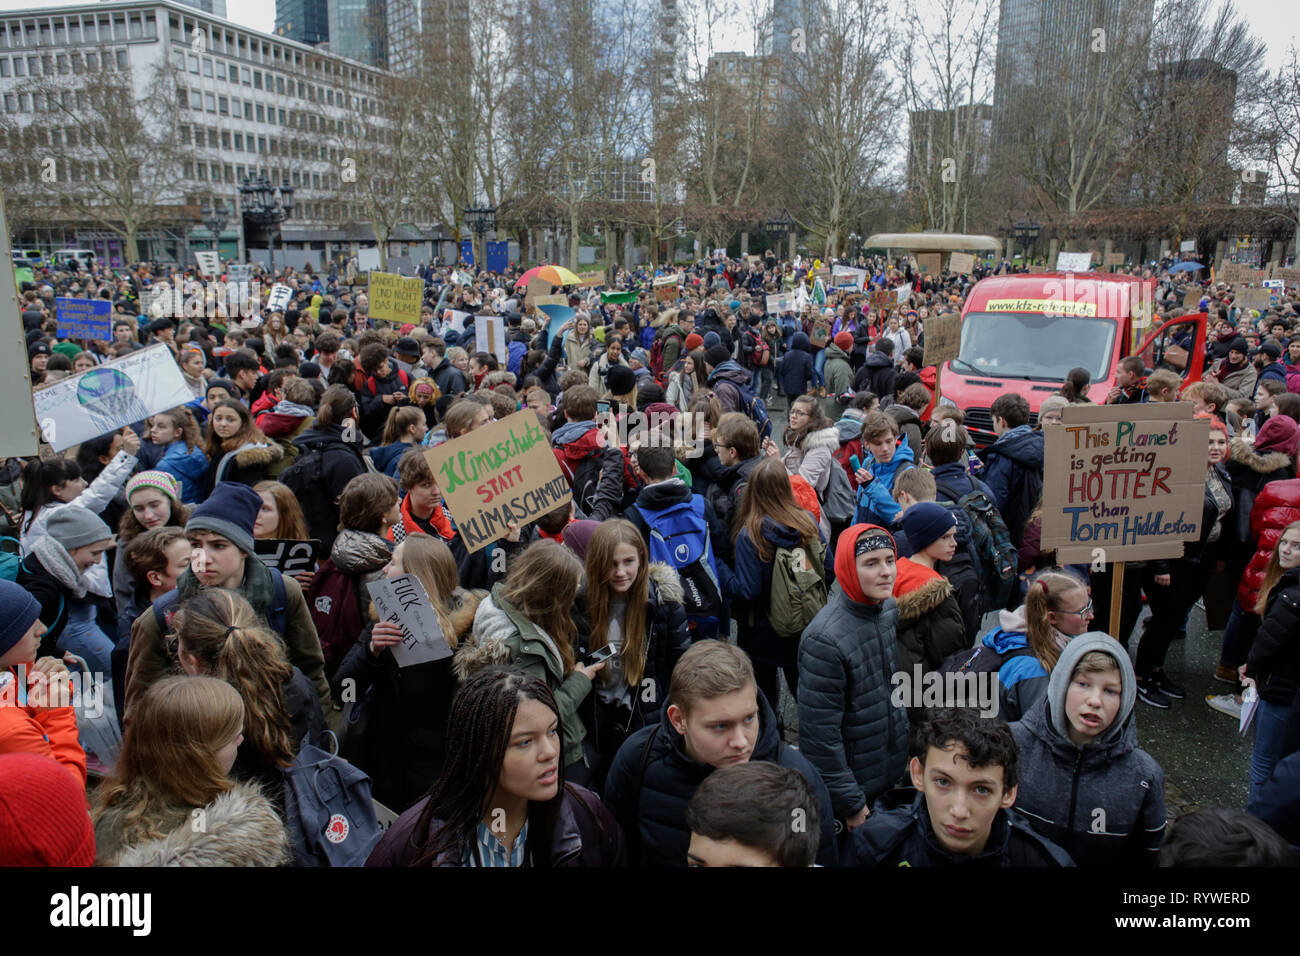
[1010,633,1166,866]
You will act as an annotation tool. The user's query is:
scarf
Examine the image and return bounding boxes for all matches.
[32,536,91,599]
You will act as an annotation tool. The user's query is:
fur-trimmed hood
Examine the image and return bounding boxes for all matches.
[447,586,485,646]
[647,560,685,606]
[107,782,290,867]
[1229,438,1293,477]
[892,559,953,622]
[229,441,284,467]
[798,425,841,454]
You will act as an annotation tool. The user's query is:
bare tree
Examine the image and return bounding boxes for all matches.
[1252,47,1300,259]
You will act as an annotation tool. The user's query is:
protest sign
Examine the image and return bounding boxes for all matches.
[577,270,605,287]
[1235,288,1272,310]
[366,573,451,668]
[653,275,680,302]
[474,314,508,364]
[538,303,575,345]
[1182,287,1202,310]
[266,283,294,313]
[194,250,220,278]
[895,284,914,305]
[227,264,252,284]
[422,410,571,553]
[368,271,423,324]
[533,295,568,309]
[1275,267,1300,287]
[922,314,962,368]
[254,538,320,573]
[441,309,471,334]
[915,253,942,275]
[55,298,112,342]
[523,276,551,311]
[947,252,975,275]
[1180,240,1196,253]
[868,290,893,313]
[14,266,34,287]
[33,344,191,452]
[832,266,867,290]
[1221,263,1268,286]
[1055,251,1092,272]
[1041,403,1206,564]
[1105,252,1126,267]
[601,291,635,305]
[1263,279,1284,289]
[766,292,795,314]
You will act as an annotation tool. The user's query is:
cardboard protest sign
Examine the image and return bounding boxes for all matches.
[947,252,975,275]
[1235,288,1272,310]
[228,264,252,284]
[766,292,795,314]
[915,253,942,275]
[1182,287,1202,310]
[922,313,962,368]
[1220,263,1267,286]
[1040,403,1207,564]
[368,271,423,324]
[524,276,552,310]
[441,309,471,334]
[422,410,571,553]
[1105,252,1126,267]
[533,295,568,309]
[366,573,451,668]
[474,314,508,364]
[266,283,294,313]
[653,275,680,303]
[1055,251,1092,272]
[194,250,220,278]
[1275,267,1300,287]
[538,304,575,345]
[577,270,605,287]
[254,538,320,573]
[55,298,112,341]
[33,344,191,452]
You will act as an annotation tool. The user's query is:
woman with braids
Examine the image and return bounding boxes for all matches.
[365,667,625,867]
[92,676,289,866]
[331,534,486,811]
[174,588,326,809]
[572,520,690,791]
[455,539,604,785]
[975,569,1095,722]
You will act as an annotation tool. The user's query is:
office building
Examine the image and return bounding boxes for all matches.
[275,0,328,46]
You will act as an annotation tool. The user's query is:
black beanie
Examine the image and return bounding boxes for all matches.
[704,344,731,368]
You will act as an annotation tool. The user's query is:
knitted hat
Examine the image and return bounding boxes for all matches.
[207,378,242,400]
[28,341,50,358]
[684,333,704,352]
[630,348,651,367]
[562,520,602,560]
[901,501,957,552]
[1256,414,1300,459]
[606,364,637,396]
[394,336,420,358]
[0,754,96,866]
[1037,395,1070,422]
[299,361,322,379]
[702,331,722,350]
[1227,336,1248,355]
[0,579,42,657]
[704,344,731,368]
[186,482,262,555]
[833,331,854,351]
[125,470,181,507]
[46,508,113,551]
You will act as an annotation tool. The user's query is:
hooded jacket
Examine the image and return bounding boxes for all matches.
[981,424,1045,547]
[627,477,735,570]
[255,400,314,440]
[886,404,924,459]
[365,783,624,867]
[853,433,916,528]
[1246,567,1300,707]
[332,588,484,811]
[655,323,687,373]
[156,440,209,504]
[797,524,909,818]
[455,585,593,768]
[0,666,86,788]
[1010,633,1166,866]
[705,453,763,538]
[602,686,838,867]
[777,332,815,397]
[290,423,370,552]
[359,366,413,441]
[853,349,897,400]
[892,557,969,678]
[203,440,283,498]
[847,789,1074,867]
[706,359,755,414]
[980,605,1052,723]
[552,420,625,522]
[1237,479,1300,616]
[430,356,468,400]
[95,781,290,867]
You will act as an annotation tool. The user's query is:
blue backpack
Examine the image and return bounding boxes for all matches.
[637,496,723,628]
[733,380,773,442]
[507,339,527,376]
[282,733,383,867]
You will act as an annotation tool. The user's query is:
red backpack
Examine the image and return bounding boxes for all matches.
[306,559,364,677]
[366,369,410,396]
[747,329,771,366]
[650,330,680,385]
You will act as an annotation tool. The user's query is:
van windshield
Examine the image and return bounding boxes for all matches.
[956,311,1117,381]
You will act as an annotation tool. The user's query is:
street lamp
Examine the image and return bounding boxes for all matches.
[765,212,791,260]
[848,231,861,261]
[464,205,497,269]
[201,199,228,254]
[240,175,294,272]
[1013,220,1040,264]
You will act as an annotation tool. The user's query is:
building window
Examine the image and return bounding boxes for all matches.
[205,92,215,112]
[202,58,212,77]
[174,49,184,69]
[0,60,8,78]
[86,52,96,70]
[13,58,23,76]
[255,103,264,122]
[190,90,202,109]
[243,102,252,120]
[276,75,284,94]
[218,96,228,115]
[68,22,80,44]
[234,133,243,149]
[277,108,285,125]
[241,66,250,84]
[253,70,261,89]
[129,16,143,40]
[116,50,127,70]
[144,14,156,39]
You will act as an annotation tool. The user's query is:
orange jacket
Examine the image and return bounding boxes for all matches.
[0,667,87,789]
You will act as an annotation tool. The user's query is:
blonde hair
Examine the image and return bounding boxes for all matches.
[1024,570,1089,673]
[669,640,755,715]
[395,534,460,651]
[584,520,650,686]
[500,540,583,673]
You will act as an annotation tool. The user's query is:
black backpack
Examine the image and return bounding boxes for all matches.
[934,478,1018,615]
[935,644,1035,708]
[281,440,341,546]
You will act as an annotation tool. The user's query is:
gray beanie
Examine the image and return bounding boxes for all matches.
[45,507,114,551]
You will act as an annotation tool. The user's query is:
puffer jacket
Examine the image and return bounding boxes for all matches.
[797,524,909,819]
[455,585,592,768]
[331,588,484,812]
[572,563,690,738]
[94,781,290,867]
[1231,464,1298,607]
[366,783,624,867]
[778,332,815,397]
[892,558,969,678]
[602,686,838,867]
[1010,634,1167,867]
[155,441,209,504]
[979,605,1052,723]
[1246,568,1300,707]
[654,323,687,374]
[981,424,1045,547]
[203,440,283,498]
[783,424,841,538]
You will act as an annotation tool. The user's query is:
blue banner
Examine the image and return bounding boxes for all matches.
[460,239,474,265]
[487,240,508,274]
[55,297,112,342]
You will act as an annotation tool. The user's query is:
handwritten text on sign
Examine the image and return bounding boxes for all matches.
[366,573,450,667]
[1041,403,1206,564]
[368,271,424,325]
[254,538,319,573]
[422,411,572,553]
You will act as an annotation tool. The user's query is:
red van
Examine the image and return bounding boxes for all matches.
[936,272,1208,446]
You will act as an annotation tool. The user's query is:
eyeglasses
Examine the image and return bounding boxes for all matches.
[1063,600,1094,617]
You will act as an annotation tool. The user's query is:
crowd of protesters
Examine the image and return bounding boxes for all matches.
[1,246,1298,867]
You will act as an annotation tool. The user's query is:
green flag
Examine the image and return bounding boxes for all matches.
[600,291,635,304]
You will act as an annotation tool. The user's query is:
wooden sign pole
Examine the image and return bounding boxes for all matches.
[1107,561,1125,639]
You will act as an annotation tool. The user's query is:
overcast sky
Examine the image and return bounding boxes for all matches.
[2,0,1296,79]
